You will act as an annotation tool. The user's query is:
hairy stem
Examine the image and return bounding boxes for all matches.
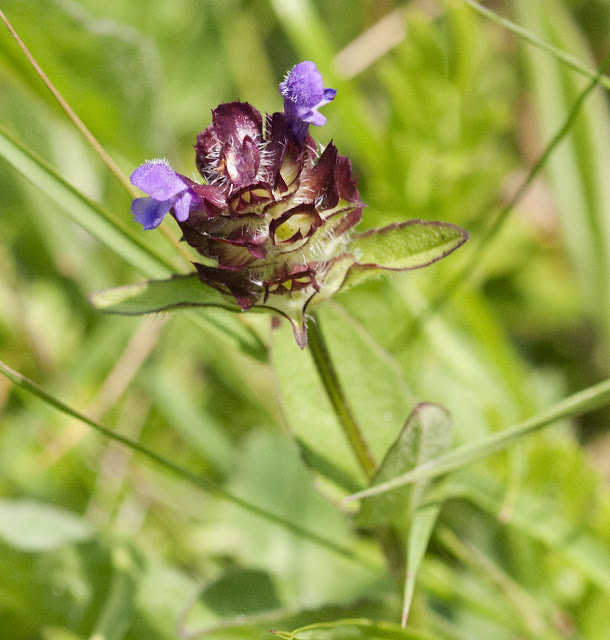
[307,315,408,586]
[307,314,377,479]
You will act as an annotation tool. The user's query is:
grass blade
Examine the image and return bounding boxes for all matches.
[0,358,374,569]
[0,7,191,262]
[514,0,610,342]
[443,473,610,593]
[345,376,610,501]
[0,124,173,279]
[463,0,610,91]
[395,19,610,349]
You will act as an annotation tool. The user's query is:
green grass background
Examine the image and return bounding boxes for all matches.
[0,1,609,638]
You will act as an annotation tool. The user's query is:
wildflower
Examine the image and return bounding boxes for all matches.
[118,61,468,347]
[280,60,337,140]
[130,161,195,230]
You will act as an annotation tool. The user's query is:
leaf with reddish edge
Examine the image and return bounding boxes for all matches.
[356,403,452,628]
[89,273,314,348]
[340,220,469,290]
[357,403,452,528]
[89,274,244,315]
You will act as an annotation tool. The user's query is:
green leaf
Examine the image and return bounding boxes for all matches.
[198,568,281,617]
[177,600,404,640]
[0,124,172,279]
[402,503,441,626]
[272,304,414,491]
[89,274,241,315]
[440,472,610,593]
[343,221,469,289]
[357,403,452,528]
[345,376,610,502]
[221,432,379,605]
[356,404,452,627]
[89,274,279,361]
[285,618,442,640]
[0,499,93,551]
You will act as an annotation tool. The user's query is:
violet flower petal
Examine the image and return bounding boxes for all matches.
[173,191,192,222]
[131,162,187,200]
[131,196,172,230]
[280,61,336,139]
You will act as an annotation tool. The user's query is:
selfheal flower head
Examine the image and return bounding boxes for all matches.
[128,64,361,346]
[186,97,363,346]
[121,62,468,347]
[280,61,337,140]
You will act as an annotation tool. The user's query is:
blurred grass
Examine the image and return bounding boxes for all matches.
[0,0,609,639]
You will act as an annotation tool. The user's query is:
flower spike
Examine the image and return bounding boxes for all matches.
[106,61,469,348]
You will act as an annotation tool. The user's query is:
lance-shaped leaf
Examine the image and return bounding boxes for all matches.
[342,220,469,290]
[89,274,243,315]
[401,502,443,627]
[357,403,453,528]
[89,273,310,348]
[277,618,444,640]
[356,404,452,628]
[0,499,93,552]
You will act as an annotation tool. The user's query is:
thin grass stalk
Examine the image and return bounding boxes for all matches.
[0,358,376,569]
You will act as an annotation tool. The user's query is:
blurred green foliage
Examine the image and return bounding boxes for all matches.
[0,0,609,639]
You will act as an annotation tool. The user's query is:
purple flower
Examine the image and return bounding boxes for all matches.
[130,161,195,229]
[280,61,337,140]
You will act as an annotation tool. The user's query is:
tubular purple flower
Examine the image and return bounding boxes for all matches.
[130,161,195,229]
[280,61,337,140]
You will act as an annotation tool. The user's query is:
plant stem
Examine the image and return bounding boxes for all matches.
[307,313,376,479]
[307,315,408,589]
